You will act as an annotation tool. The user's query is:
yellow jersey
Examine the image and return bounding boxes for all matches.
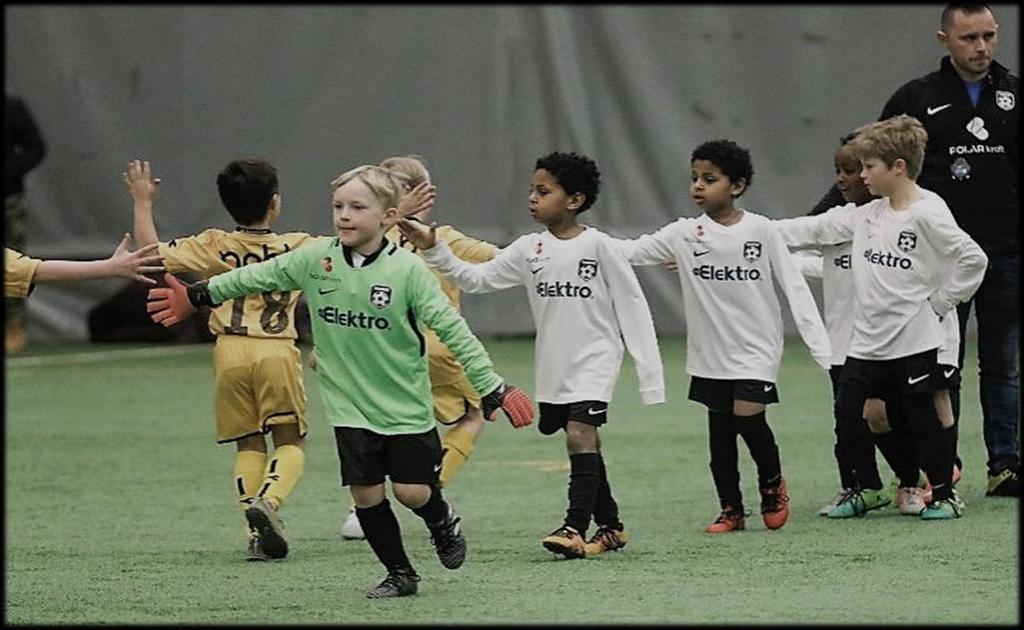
[386,224,497,385]
[4,247,41,298]
[159,228,322,339]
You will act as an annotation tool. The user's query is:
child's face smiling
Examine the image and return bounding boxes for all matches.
[689,159,742,215]
[332,178,391,253]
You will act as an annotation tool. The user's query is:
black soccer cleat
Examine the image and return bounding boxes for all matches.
[366,568,420,598]
[428,501,466,570]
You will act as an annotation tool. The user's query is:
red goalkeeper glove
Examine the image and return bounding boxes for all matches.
[481,382,534,428]
[146,272,214,327]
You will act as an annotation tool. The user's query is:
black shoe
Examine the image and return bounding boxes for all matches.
[366,569,420,598]
[428,502,466,569]
[986,466,1020,497]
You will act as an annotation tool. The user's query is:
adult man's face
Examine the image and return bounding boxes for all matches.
[938,8,998,81]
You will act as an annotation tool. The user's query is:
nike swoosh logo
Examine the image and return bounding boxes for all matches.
[926,104,952,115]
[587,406,607,416]
[907,374,930,385]
[694,250,710,257]
[433,463,443,473]
[943,368,956,379]
[318,288,338,295]
[530,267,544,274]
[763,385,774,392]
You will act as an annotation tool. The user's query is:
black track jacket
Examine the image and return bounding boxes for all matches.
[881,56,1018,254]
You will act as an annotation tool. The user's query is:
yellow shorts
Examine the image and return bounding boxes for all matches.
[428,344,482,425]
[212,335,307,443]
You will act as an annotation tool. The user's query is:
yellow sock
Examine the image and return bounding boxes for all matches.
[257,444,305,511]
[235,451,267,536]
[440,426,478,487]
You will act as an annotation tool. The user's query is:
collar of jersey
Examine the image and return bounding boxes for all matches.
[235,226,273,235]
[338,238,397,268]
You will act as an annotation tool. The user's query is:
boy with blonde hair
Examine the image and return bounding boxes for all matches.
[146,164,533,597]
[773,115,987,519]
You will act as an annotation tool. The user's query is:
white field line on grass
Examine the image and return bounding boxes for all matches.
[5,344,210,368]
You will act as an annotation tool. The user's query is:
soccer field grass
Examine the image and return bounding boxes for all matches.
[4,337,1018,624]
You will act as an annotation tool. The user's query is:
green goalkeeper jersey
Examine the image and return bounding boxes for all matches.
[207,236,502,435]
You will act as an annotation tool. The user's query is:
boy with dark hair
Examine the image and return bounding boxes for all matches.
[398,151,664,559]
[146,164,533,597]
[125,157,321,561]
[617,139,833,533]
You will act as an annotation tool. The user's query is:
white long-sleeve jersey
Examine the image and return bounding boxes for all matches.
[616,211,832,381]
[773,186,986,361]
[788,206,961,367]
[420,226,665,406]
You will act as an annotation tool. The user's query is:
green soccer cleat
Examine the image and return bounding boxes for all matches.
[920,492,965,520]
[826,487,891,518]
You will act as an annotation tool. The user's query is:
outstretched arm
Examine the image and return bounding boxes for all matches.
[123,159,162,248]
[32,234,163,285]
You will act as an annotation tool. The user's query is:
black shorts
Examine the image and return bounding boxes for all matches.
[840,349,940,399]
[935,362,962,390]
[334,426,443,486]
[538,401,608,436]
[688,376,780,413]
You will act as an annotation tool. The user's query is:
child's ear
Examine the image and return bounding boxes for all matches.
[567,192,585,212]
[731,178,748,198]
[381,206,400,227]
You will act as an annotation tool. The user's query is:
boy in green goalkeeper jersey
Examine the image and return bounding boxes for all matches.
[147,164,533,599]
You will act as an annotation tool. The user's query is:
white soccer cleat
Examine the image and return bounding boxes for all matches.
[341,508,365,540]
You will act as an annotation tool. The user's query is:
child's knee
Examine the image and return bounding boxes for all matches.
[392,482,431,508]
[565,421,598,453]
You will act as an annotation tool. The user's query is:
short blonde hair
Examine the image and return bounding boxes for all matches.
[848,114,928,180]
[380,154,431,190]
[330,165,404,209]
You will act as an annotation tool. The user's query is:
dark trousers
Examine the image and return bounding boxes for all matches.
[952,253,1020,474]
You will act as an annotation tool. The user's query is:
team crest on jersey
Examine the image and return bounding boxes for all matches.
[322,257,333,272]
[996,90,1015,111]
[369,285,393,309]
[577,259,598,281]
[897,230,917,253]
[743,241,762,262]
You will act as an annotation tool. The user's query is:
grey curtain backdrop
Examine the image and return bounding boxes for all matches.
[5,4,1018,341]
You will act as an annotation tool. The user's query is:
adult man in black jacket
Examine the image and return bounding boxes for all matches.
[813,4,1017,497]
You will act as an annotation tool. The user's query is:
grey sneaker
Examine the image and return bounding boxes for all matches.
[246,531,271,562]
[245,497,288,559]
[366,569,420,598]
[428,501,466,569]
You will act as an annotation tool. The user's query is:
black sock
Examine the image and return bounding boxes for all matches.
[835,381,883,490]
[903,391,954,492]
[591,454,622,530]
[734,411,782,488]
[708,411,742,509]
[411,484,449,527]
[945,424,961,471]
[565,452,601,534]
[355,499,414,574]
[872,430,920,488]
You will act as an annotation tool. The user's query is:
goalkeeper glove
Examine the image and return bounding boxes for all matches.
[146,272,216,327]
[481,382,534,428]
